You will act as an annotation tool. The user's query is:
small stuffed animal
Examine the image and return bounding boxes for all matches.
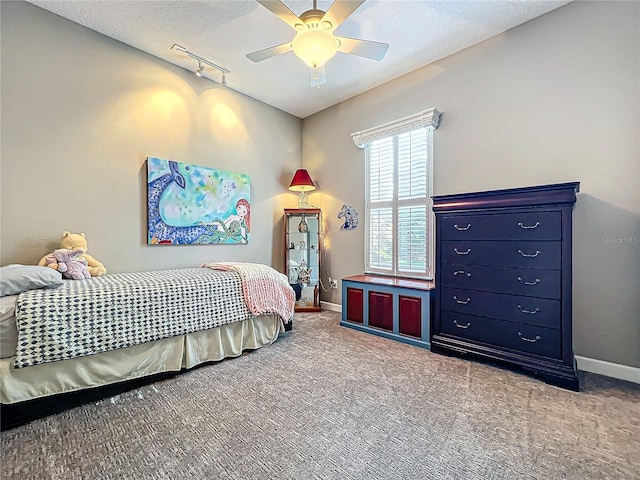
[38,231,106,277]
[42,248,91,280]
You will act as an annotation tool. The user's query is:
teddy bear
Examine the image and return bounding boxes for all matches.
[38,231,107,277]
[41,248,91,280]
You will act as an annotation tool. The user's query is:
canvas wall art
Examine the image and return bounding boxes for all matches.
[147,157,251,245]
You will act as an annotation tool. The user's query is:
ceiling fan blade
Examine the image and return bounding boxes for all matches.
[257,0,303,30]
[310,65,327,87]
[337,36,389,61]
[246,42,293,62]
[321,0,366,29]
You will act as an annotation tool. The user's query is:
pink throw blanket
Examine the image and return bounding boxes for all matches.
[201,262,294,323]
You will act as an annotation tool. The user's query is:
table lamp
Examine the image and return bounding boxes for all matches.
[288,169,316,208]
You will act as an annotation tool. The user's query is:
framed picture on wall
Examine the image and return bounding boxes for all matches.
[147,157,251,245]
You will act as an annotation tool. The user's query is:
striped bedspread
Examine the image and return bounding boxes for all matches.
[14,268,252,368]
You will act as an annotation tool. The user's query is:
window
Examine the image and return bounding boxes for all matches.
[366,128,432,278]
[351,108,439,279]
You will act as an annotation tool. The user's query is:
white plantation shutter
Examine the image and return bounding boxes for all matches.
[397,129,429,274]
[369,138,394,202]
[367,137,394,271]
[397,205,427,273]
[368,207,393,270]
[397,130,428,200]
[355,108,439,279]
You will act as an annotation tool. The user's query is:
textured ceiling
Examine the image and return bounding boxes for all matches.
[27,0,571,118]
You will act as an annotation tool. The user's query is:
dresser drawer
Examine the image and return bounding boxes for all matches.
[440,287,561,328]
[440,311,561,359]
[441,212,561,241]
[442,240,561,269]
[440,264,561,299]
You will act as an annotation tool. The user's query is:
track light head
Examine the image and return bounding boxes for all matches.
[195,62,205,77]
[221,72,228,87]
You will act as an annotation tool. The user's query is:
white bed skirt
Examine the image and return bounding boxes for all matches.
[1,314,283,404]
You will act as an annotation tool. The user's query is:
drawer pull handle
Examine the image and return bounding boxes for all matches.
[518,332,541,343]
[454,320,471,329]
[453,270,471,277]
[518,249,541,258]
[454,296,471,305]
[454,248,471,255]
[517,276,540,286]
[518,221,540,230]
[517,305,540,315]
[453,224,471,231]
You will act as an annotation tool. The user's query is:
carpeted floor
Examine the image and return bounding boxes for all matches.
[1,311,639,480]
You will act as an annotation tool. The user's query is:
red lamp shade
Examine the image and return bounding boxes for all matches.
[288,169,316,192]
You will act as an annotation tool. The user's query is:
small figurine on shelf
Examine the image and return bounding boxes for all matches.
[298,216,309,233]
[299,240,306,249]
[296,264,311,285]
[289,242,295,249]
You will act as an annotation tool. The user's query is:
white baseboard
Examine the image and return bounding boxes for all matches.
[317,305,638,384]
[320,301,342,313]
[575,355,640,384]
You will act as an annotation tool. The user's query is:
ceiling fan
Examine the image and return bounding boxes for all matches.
[247,0,389,87]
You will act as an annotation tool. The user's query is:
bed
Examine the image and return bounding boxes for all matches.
[0,263,294,428]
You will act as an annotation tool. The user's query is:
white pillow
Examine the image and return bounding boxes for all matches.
[0,264,63,296]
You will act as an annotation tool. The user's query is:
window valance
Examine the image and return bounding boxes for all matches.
[350,107,440,149]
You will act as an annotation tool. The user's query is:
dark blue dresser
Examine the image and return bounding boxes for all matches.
[432,182,580,390]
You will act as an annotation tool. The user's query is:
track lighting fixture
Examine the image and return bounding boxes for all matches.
[171,44,230,87]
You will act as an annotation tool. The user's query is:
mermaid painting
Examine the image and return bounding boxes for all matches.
[147,157,251,245]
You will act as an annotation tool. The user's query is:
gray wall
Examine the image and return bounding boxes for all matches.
[1,1,301,273]
[303,1,639,368]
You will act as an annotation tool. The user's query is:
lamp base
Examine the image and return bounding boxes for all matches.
[297,191,310,208]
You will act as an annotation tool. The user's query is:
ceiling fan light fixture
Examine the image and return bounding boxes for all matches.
[292,28,339,68]
[248,0,387,86]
